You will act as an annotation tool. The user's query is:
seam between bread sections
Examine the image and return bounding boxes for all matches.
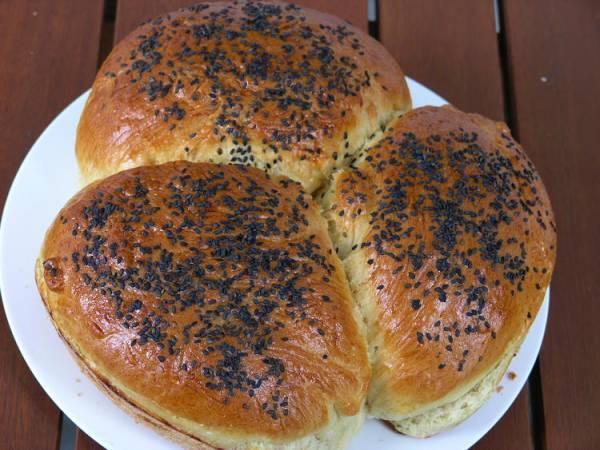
[318,108,405,197]
[309,110,407,368]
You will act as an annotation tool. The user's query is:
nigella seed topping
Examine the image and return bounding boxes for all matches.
[53,162,343,419]
[101,0,379,175]
[333,107,554,371]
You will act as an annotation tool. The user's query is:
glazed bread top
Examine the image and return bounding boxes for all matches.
[321,106,556,418]
[38,161,369,446]
[76,1,411,192]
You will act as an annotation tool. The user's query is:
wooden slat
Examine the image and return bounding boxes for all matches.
[288,0,367,31]
[503,1,600,449]
[0,1,104,449]
[474,387,533,449]
[379,0,504,120]
[114,0,367,44]
[76,429,105,450]
[379,2,534,449]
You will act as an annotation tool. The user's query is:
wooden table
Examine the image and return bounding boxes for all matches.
[0,1,598,449]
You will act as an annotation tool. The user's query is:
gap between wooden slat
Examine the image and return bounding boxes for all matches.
[59,414,77,450]
[528,362,547,450]
[368,0,378,39]
[494,0,517,135]
[97,0,118,68]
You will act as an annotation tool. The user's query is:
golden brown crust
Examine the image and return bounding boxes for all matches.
[321,105,556,419]
[37,161,369,447]
[76,1,411,192]
[35,266,214,449]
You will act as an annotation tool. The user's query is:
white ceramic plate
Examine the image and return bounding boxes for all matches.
[0,78,548,450]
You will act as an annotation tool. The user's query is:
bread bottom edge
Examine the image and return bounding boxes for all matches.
[387,348,515,438]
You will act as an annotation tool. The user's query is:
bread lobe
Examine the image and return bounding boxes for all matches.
[320,105,556,436]
[76,1,411,192]
[37,161,370,449]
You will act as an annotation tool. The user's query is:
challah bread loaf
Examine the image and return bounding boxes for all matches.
[319,105,556,437]
[76,1,411,192]
[36,161,370,449]
[40,1,558,445]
